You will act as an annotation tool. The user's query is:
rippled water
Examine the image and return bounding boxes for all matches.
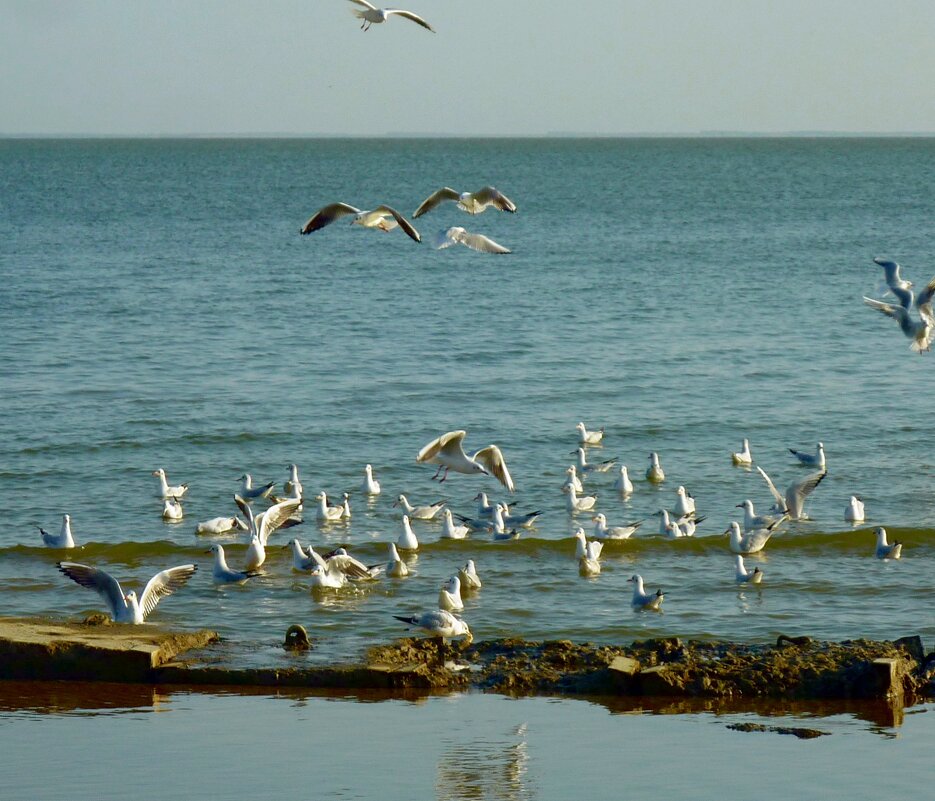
[2,138,934,666]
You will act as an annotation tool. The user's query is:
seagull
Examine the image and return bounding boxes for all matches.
[321,547,383,581]
[284,464,303,499]
[438,576,464,612]
[162,497,184,521]
[58,561,197,623]
[243,495,304,547]
[874,527,902,559]
[314,492,345,523]
[208,544,259,583]
[646,452,665,483]
[562,466,585,494]
[347,0,434,32]
[307,562,348,590]
[417,430,515,493]
[243,533,266,572]
[755,466,827,521]
[237,473,275,502]
[397,515,420,551]
[152,468,188,499]
[386,542,410,578]
[613,465,634,496]
[573,447,616,474]
[734,555,764,585]
[287,539,318,572]
[441,509,469,539]
[736,499,784,533]
[393,494,446,520]
[863,293,935,353]
[458,559,482,591]
[874,256,914,307]
[339,492,352,520]
[39,514,76,548]
[499,505,542,528]
[433,226,511,254]
[414,186,516,218]
[674,486,695,517]
[731,439,753,467]
[361,464,382,495]
[845,495,865,523]
[789,442,826,468]
[578,540,603,577]
[726,520,783,554]
[299,202,421,242]
[576,422,604,445]
[452,512,494,533]
[628,574,664,611]
[654,509,697,537]
[393,609,472,642]
[565,486,597,513]
[473,492,499,518]
[591,513,641,540]
[195,516,248,536]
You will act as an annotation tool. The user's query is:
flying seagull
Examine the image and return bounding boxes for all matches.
[347,0,434,32]
[300,203,421,243]
[414,186,516,218]
[433,226,511,254]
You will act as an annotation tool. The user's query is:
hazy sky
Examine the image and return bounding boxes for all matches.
[3,0,935,135]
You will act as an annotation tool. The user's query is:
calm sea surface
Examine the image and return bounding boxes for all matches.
[1,137,934,664]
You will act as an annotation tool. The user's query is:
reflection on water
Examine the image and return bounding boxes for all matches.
[0,681,169,718]
[437,722,534,801]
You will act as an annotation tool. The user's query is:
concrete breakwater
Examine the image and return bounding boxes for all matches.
[0,618,931,709]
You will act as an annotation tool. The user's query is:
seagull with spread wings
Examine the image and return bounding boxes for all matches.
[346,0,434,32]
[417,429,515,493]
[433,226,511,254]
[300,202,421,243]
[414,186,516,217]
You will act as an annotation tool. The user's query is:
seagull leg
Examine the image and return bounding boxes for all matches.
[431,464,444,480]
[438,467,450,484]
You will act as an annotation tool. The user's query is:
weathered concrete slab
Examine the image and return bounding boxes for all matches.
[0,618,219,683]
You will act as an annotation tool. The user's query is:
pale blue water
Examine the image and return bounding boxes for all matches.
[1,138,935,668]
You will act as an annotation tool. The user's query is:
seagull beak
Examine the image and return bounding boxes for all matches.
[735,503,744,508]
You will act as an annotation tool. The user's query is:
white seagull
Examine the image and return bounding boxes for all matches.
[674,486,695,517]
[441,509,469,539]
[562,465,585,494]
[386,542,410,578]
[417,430,515,493]
[361,464,382,495]
[874,527,902,559]
[39,514,76,548]
[162,497,184,521]
[314,492,345,523]
[646,452,665,483]
[591,513,640,540]
[58,561,197,623]
[243,533,266,572]
[565,486,597,513]
[287,539,318,572]
[874,256,914,306]
[736,499,784,533]
[863,295,935,353]
[574,528,603,576]
[393,494,446,520]
[573,447,616,474]
[789,442,826,469]
[433,226,511,254]
[726,520,782,554]
[755,466,827,521]
[458,559,482,591]
[628,574,664,611]
[393,609,472,642]
[300,202,421,242]
[397,515,420,551]
[613,465,634,496]
[734,555,764,585]
[208,544,258,584]
[152,468,188,499]
[347,0,434,32]
[414,186,516,218]
[731,439,753,467]
[237,473,275,502]
[195,516,248,536]
[845,495,865,523]
[576,422,605,445]
[284,464,303,499]
[438,575,464,612]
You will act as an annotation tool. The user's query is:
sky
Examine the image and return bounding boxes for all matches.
[2,0,935,136]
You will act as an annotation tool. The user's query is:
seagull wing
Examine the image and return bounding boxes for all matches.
[863,296,907,323]
[306,547,329,571]
[138,564,198,619]
[417,430,467,463]
[916,276,935,322]
[473,186,517,212]
[372,205,421,242]
[433,227,461,250]
[299,203,361,235]
[453,229,511,254]
[755,466,787,512]
[328,552,374,580]
[257,496,303,545]
[473,445,515,493]
[57,563,125,619]
[346,0,377,9]
[874,257,901,287]
[786,470,827,518]
[413,187,461,218]
[386,9,435,31]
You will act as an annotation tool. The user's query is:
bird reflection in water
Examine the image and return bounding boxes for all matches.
[436,722,534,801]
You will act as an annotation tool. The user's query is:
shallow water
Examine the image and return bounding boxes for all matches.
[2,138,935,665]
[0,684,931,801]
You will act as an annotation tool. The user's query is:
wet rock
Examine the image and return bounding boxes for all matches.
[893,636,925,664]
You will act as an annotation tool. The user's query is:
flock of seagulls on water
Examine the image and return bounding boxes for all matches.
[41,418,906,642]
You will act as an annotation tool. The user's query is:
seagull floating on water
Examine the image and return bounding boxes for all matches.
[39,514,76,548]
[576,422,604,445]
[238,473,275,502]
[646,452,665,483]
[726,520,782,554]
[347,0,435,32]
[393,609,472,642]
[209,544,259,584]
[674,486,695,517]
[565,486,597,513]
[731,439,753,466]
[591,513,640,540]
[736,499,784,533]
[394,494,446,520]
[314,492,345,523]
[789,442,826,469]
[574,528,603,576]
[438,575,464,612]
[284,464,303,499]
[845,496,865,523]
[386,542,410,578]
[152,468,188,499]
[441,509,469,539]
[755,466,827,521]
[162,497,184,521]
[58,561,197,623]
[361,464,382,495]
[417,430,515,492]
[734,555,764,585]
[414,186,516,218]
[458,559,482,591]
[874,527,902,559]
[397,515,420,551]
[628,574,664,611]
[563,466,585,494]
[195,516,248,536]
[573,447,616,474]
[432,226,511,254]
[613,465,634,496]
[300,202,422,242]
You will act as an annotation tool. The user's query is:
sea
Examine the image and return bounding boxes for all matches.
[1,137,934,797]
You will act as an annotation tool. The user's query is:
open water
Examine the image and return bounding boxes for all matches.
[1,137,934,669]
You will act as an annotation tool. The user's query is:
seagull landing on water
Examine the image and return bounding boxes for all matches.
[874,527,902,560]
[58,561,197,623]
[414,186,516,218]
[755,466,827,521]
[347,0,434,32]
[433,226,511,254]
[300,203,421,243]
[417,430,515,493]
[863,294,935,353]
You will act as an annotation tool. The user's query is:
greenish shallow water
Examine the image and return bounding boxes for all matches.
[1,138,934,666]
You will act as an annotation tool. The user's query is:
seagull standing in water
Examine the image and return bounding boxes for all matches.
[414,186,516,217]
[417,430,515,493]
[57,561,197,623]
[39,514,76,548]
